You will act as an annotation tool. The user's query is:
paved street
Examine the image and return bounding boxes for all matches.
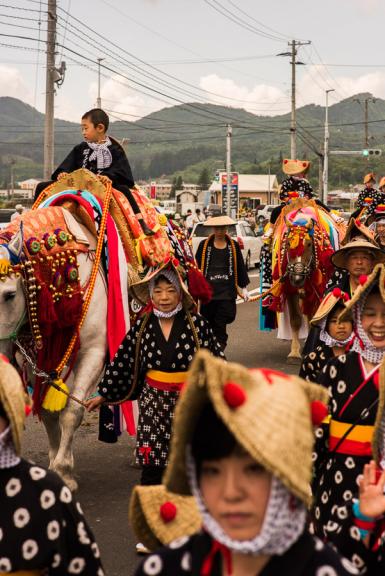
[22,271,299,576]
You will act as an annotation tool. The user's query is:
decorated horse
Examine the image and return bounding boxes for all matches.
[0,169,172,490]
[259,198,346,362]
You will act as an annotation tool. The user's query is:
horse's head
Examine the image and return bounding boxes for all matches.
[0,227,26,357]
[285,212,315,288]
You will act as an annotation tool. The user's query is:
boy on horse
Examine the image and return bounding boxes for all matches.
[34,108,154,236]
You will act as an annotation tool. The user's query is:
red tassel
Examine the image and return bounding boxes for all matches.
[56,293,83,328]
[38,284,58,327]
[187,268,213,304]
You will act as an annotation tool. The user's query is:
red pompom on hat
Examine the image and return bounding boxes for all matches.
[284,159,288,164]
[25,404,32,417]
[172,257,180,268]
[223,381,247,409]
[311,401,328,426]
[0,353,10,364]
[359,275,368,286]
[343,293,350,302]
[356,219,362,227]
[332,287,342,298]
[160,501,177,523]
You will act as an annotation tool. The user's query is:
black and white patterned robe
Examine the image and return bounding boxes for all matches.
[98,310,224,468]
[312,352,379,545]
[299,343,334,382]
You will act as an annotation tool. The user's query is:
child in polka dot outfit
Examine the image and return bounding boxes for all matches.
[0,355,104,575]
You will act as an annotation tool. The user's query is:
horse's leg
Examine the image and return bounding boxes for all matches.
[50,268,107,491]
[287,294,302,363]
[41,410,62,467]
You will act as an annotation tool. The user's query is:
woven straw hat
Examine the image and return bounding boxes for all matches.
[203,215,235,227]
[331,238,385,270]
[164,350,329,506]
[0,355,26,454]
[129,257,195,310]
[282,159,310,176]
[379,177,385,190]
[129,485,201,551]
[341,218,377,246]
[310,289,351,327]
[364,172,376,185]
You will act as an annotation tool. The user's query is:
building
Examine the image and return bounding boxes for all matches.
[139,181,173,201]
[209,173,279,207]
[18,178,42,191]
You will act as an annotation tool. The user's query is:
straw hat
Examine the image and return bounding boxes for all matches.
[341,217,377,246]
[129,485,201,551]
[282,159,311,176]
[0,354,26,454]
[203,215,235,227]
[331,238,385,270]
[164,350,329,506]
[366,203,385,226]
[363,172,376,185]
[129,256,195,310]
[310,288,350,327]
[378,177,385,190]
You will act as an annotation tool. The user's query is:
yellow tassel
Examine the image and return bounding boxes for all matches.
[42,379,69,412]
[134,239,143,267]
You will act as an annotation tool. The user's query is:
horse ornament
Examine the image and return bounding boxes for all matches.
[257,198,346,362]
[0,169,172,490]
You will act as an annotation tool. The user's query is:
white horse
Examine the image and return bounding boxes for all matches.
[0,217,107,491]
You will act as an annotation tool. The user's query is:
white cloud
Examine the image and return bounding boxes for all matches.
[0,65,33,103]
[199,73,290,116]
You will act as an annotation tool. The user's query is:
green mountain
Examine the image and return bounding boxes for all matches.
[1,94,385,189]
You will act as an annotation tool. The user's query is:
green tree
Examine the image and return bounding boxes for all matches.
[197,167,211,190]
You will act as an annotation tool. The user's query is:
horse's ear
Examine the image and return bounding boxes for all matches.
[8,222,24,263]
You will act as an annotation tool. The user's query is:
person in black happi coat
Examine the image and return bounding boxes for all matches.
[34,108,154,235]
[312,264,385,548]
[0,355,104,576]
[300,289,354,383]
[86,262,223,488]
[195,215,249,351]
[135,351,358,576]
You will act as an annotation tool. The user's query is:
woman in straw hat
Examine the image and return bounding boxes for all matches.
[195,215,249,351]
[312,264,385,546]
[367,199,385,250]
[86,260,223,488]
[352,173,379,220]
[300,289,354,383]
[134,351,358,576]
[0,354,104,575]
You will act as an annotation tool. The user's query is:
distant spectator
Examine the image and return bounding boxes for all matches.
[185,209,194,236]
[195,208,205,222]
[10,204,24,222]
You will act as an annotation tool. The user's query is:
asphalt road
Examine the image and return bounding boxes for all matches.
[22,271,300,576]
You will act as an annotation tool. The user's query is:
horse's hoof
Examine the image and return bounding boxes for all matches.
[287,356,301,365]
[62,476,78,492]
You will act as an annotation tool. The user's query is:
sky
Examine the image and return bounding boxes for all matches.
[1,0,385,125]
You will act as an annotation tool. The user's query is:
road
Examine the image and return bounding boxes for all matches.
[22,271,299,576]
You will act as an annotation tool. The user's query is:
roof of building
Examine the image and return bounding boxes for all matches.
[209,174,278,193]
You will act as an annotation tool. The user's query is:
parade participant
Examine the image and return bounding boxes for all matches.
[195,215,250,351]
[312,264,385,545]
[34,108,154,236]
[129,484,201,552]
[135,350,358,576]
[185,209,194,237]
[0,354,105,575]
[352,173,379,219]
[10,203,25,222]
[329,238,384,296]
[86,261,223,488]
[367,197,385,249]
[300,289,354,382]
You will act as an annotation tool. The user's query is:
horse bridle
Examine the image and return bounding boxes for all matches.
[283,227,314,281]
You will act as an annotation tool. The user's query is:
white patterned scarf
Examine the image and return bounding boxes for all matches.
[88,136,113,169]
[186,449,307,556]
[351,289,385,364]
[0,426,20,469]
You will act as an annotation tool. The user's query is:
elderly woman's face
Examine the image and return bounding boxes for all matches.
[199,453,272,541]
[361,292,385,349]
[151,278,180,312]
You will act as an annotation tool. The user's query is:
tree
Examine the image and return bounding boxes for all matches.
[197,167,211,190]
[175,175,183,189]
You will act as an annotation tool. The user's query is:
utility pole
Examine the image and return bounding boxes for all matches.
[354,96,376,149]
[43,0,57,180]
[322,89,335,204]
[277,40,311,159]
[97,58,104,108]
[226,124,232,217]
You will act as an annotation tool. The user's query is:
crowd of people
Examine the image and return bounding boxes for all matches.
[3,106,385,574]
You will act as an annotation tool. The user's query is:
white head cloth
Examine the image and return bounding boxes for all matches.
[149,269,183,319]
[350,288,385,364]
[0,426,20,469]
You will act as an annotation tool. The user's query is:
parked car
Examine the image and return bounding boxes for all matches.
[256,204,277,221]
[191,220,263,269]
